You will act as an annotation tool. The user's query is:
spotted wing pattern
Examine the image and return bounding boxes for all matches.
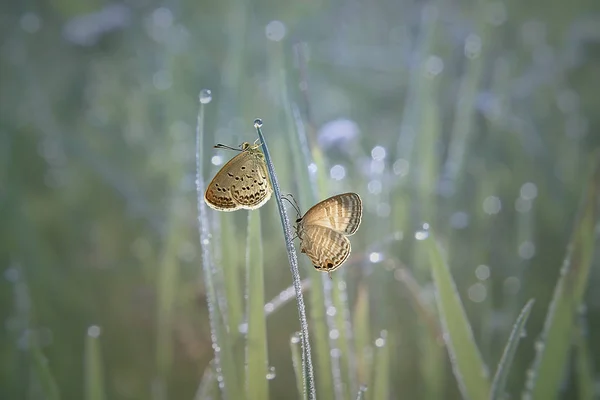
[204,143,272,211]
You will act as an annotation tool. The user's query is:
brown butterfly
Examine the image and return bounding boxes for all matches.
[204,141,272,211]
[292,193,362,277]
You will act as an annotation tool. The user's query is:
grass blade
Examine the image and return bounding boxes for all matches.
[195,92,241,400]
[245,210,269,399]
[489,299,535,400]
[370,331,391,400]
[30,346,61,400]
[426,234,490,400]
[291,333,307,400]
[84,326,106,400]
[255,119,316,400]
[353,283,371,387]
[527,155,600,400]
[574,315,594,400]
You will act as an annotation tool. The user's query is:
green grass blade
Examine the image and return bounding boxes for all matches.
[574,315,594,400]
[426,234,490,400]
[369,331,390,400]
[355,386,367,400]
[84,326,106,400]
[30,346,61,400]
[195,93,242,400]
[221,213,243,335]
[489,299,535,400]
[245,210,269,399]
[527,155,600,400]
[353,283,371,387]
[255,120,316,400]
[194,361,216,400]
[291,333,307,400]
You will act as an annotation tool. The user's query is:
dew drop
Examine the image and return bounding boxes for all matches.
[211,155,223,165]
[199,89,212,104]
[290,333,301,344]
[424,55,444,77]
[87,325,101,338]
[264,303,274,313]
[393,158,409,177]
[520,182,538,200]
[482,196,502,214]
[369,252,383,263]
[371,145,387,161]
[326,306,337,317]
[414,223,430,240]
[266,366,277,380]
[265,20,286,42]
[468,282,487,303]
[367,180,382,194]
[308,163,317,174]
[20,13,41,33]
[464,34,482,59]
[330,164,346,180]
[253,118,263,128]
[475,265,490,281]
[238,322,248,334]
[518,241,536,260]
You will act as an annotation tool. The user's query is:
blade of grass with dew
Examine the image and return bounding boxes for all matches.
[527,154,600,400]
[290,99,354,398]
[426,234,491,400]
[291,333,307,400]
[30,345,61,400]
[353,283,371,387]
[355,385,367,400]
[395,266,445,400]
[370,332,391,400]
[574,315,594,400]
[85,327,106,400]
[194,361,216,400]
[195,92,242,400]
[489,299,535,400]
[245,210,269,399]
[255,119,316,400]
[282,46,336,397]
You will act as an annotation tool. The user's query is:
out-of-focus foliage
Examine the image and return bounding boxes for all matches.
[1,0,599,399]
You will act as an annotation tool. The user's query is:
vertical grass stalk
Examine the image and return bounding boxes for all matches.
[245,210,269,399]
[195,92,241,399]
[255,119,316,400]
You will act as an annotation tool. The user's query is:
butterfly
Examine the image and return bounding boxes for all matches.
[204,141,272,211]
[291,193,362,277]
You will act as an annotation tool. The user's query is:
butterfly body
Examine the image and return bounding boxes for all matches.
[295,192,362,274]
[204,142,272,211]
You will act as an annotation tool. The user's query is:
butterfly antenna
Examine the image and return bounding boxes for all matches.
[282,194,301,219]
[214,143,243,152]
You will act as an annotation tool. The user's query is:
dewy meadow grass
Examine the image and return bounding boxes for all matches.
[3,2,600,400]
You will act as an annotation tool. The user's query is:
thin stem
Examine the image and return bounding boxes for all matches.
[254,119,316,400]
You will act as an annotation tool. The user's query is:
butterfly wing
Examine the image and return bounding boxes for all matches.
[229,151,272,208]
[204,148,272,211]
[299,225,351,272]
[301,192,362,235]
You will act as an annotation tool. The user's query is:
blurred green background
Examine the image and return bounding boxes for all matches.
[1,0,599,399]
